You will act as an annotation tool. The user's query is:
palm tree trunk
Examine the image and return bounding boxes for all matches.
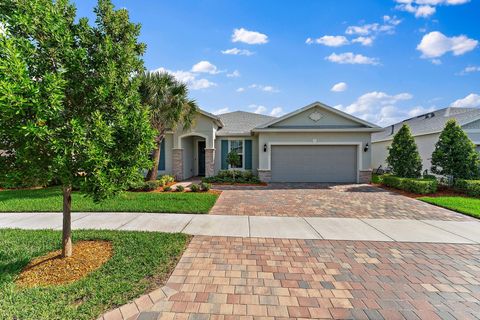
[62,185,72,258]
[146,133,165,181]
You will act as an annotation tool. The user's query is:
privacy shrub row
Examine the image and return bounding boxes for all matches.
[454,179,480,197]
[382,175,438,194]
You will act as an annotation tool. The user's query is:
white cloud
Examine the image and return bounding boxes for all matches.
[153,67,217,90]
[227,70,240,78]
[236,87,245,92]
[270,107,284,117]
[248,84,279,93]
[352,36,374,46]
[249,104,268,114]
[431,58,442,65]
[345,16,400,36]
[417,31,478,58]
[395,0,470,18]
[338,91,413,126]
[331,82,348,92]
[449,93,480,108]
[326,52,379,65]
[232,28,268,45]
[191,60,220,74]
[307,35,349,47]
[212,107,230,115]
[221,48,254,56]
[458,66,480,75]
[407,105,436,117]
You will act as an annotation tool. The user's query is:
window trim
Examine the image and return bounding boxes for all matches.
[227,139,245,170]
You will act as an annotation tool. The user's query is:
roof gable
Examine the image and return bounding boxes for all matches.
[257,102,380,129]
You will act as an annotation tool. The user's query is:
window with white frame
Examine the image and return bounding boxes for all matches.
[229,140,244,169]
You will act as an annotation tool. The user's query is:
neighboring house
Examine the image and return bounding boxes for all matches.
[372,107,480,173]
[159,101,381,183]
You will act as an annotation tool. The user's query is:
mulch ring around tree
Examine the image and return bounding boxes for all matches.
[16,240,113,288]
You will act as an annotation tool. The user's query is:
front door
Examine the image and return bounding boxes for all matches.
[198,141,206,176]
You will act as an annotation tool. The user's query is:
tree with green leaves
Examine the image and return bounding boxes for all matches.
[138,71,198,181]
[431,119,479,181]
[226,150,241,181]
[0,0,154,257]
[387,124,422,178]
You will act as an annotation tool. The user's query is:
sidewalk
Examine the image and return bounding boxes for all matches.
[1,212,479,243]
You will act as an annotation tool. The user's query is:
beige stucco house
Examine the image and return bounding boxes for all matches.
[372,107,480,173]
[159,101,382,183]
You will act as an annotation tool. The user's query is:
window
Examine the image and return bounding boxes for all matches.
[229,140,244,169]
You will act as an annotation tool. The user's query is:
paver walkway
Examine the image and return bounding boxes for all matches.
[210,184,468,220]
[143,236,480,320]
[1,212,479,243]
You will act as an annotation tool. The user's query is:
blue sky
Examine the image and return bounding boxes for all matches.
[73,0,480,126]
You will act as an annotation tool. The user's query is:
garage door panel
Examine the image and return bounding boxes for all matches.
[271,145,357,183]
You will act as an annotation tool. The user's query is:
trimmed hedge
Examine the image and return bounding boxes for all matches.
[454,179,480,197]
[382,175,438,194]
[202,170,261,184]
[371,174,384,184]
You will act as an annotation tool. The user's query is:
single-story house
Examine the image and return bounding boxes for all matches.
[372,106,480,173]
[159,101,381,183]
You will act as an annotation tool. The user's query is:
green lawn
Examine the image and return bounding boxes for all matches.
[0,187,218,213]
[0,229,189,320]
[419,196,480,219]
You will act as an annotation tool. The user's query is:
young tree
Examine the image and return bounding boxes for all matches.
[387,124,423,178]
[226,150,241,181]
[138,72,198,181]
[0,0,154,257]
[431,119,479,181]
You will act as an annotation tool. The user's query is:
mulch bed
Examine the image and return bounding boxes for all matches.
[16,240,113,287]
[373,183,466,199]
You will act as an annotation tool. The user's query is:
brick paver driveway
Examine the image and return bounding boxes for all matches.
[149,236,480,320]
[210,184,469,221]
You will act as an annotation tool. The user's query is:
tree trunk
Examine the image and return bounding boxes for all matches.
[62,185,72,258]
[146,133,165,181]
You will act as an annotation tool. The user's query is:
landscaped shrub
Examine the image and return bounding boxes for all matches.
[454,179,480,197]
[203,170,261,184]
[402,178,438,194]
[387,124,422,178]
[143,181,161,191]
[432,119,480,181]
[200,182,211,191]
[159,175,175,186]
[175,185,185,192]
[382,175,437,194]
[190,184,200,192]
[371,174,384,184]
[163,186,172,192]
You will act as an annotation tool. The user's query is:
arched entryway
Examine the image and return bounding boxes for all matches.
[173,134,214,180]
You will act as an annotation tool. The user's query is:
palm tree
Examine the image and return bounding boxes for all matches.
[139,71,198,181]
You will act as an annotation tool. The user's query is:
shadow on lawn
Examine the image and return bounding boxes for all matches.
[0,187,61,201]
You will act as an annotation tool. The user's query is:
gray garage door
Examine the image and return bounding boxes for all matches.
[271,145,357,183]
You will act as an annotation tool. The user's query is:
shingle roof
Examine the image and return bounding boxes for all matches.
[216,111,275,136]
[372,107,480,142]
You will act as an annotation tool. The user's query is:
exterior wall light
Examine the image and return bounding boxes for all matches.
[263,144,267,152]
[364,143,369,152]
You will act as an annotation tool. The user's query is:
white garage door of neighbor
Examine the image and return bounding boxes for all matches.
[270,145,358,183]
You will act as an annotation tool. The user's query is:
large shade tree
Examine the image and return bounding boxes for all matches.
[0,0,154,257]
[431,119,479,181]
[139,71,198,181]
[387,124,423,178]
